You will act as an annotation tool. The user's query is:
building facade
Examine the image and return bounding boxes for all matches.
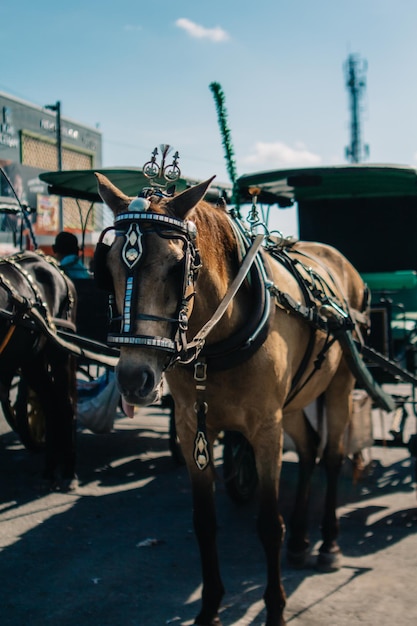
[0,91,103,254]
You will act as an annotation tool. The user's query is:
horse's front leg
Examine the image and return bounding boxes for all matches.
[190,464,224,626]
[254,421,287,626]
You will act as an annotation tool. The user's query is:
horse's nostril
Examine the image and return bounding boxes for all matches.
[117,364,155,399]
[137,367,155,398]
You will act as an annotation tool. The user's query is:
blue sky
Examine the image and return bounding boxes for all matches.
[1,0,417,234]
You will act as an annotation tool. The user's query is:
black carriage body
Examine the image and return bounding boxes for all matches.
[298,194,417,274]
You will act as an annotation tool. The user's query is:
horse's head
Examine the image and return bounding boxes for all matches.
[95,173,215,407]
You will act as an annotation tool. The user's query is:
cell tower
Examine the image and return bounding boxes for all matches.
[344,53,369,163]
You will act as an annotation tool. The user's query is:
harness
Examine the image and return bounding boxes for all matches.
[0,252,118,368]
[95,164,396,470]
[95,198,375,465]
[0,253,69,356]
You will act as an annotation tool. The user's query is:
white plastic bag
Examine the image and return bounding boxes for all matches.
[77,371,120,434]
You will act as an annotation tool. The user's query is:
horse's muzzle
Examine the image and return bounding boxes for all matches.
[116,362,160,407]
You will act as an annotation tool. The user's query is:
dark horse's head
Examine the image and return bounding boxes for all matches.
[96,173,215,408]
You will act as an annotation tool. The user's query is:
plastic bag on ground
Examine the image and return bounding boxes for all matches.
[77,370,120,434]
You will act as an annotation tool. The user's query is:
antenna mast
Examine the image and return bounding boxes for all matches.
[344,53,369,163]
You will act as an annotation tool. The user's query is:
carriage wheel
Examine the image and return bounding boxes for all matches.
[222,431,258,503]
[1,378,45,451]
[1,375,19,432]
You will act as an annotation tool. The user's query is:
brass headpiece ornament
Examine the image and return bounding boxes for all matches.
[142,144,181,191]
[129,144,182,211]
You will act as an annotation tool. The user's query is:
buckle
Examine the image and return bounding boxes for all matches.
[194,360,207,382]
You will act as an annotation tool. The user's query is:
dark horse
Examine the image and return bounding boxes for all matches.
[95,172,371,625]
[0,250,77,488]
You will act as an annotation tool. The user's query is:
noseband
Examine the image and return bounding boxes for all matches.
[96,202,201,368]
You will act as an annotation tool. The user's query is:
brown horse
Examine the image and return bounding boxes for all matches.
[95,173,370,626]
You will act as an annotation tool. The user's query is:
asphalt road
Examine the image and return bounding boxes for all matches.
[1,399,417,626]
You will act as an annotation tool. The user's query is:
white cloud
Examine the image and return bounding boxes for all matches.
[243,141,322,168]
[175,18,229,42]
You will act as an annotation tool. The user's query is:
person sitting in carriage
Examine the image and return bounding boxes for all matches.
[52,231,90,280]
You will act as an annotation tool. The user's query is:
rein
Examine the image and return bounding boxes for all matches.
[183,233,265,363]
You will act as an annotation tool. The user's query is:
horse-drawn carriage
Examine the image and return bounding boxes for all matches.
[236,163,417,451]
[3,151,417,625]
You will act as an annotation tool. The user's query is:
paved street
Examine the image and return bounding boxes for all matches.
[0,399,416,626]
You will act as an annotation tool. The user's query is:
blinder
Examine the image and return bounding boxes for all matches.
[94,241,114,293]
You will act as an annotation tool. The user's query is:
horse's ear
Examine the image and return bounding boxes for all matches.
[167,176,216,219]
[95,173,131,215]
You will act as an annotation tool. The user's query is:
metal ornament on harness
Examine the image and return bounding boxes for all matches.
[193,359,210,471]
[142,144,181,188]
[122,223,143,270]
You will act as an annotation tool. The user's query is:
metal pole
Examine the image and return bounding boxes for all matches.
[45,100,63,230]
[55,101,63,231]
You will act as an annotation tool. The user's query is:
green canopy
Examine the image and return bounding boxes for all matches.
[236,163,417,206]
[39,168,231,204]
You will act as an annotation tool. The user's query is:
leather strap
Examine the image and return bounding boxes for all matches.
[185,234,264,358]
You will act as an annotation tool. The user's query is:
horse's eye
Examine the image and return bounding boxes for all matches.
[167,259,184,280]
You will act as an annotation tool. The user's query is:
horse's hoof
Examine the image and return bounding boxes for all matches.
[36,477,56,492]
[287,549,309,568]
[38,473,79,492]
[317,547,342,572]
[57,475,79,492]
[194,616,222,625]
[286,547,310,569]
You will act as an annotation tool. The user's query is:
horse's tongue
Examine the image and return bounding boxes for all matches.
[121,397,135,419]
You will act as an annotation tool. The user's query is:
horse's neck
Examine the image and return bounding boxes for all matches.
[188,212,248,341]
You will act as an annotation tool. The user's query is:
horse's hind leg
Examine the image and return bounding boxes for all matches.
[283,408,320,568]
[318,364,354,571]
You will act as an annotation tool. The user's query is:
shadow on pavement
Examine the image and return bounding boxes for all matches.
[1,409,416,625]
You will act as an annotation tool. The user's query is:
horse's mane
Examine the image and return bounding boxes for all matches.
[186,201,237,271]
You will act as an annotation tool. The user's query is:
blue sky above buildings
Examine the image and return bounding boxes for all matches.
[1,0,416,234]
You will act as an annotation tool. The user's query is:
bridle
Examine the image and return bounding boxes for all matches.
[98,199,202,369]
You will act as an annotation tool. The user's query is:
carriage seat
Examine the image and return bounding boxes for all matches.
[361,270,417,346]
